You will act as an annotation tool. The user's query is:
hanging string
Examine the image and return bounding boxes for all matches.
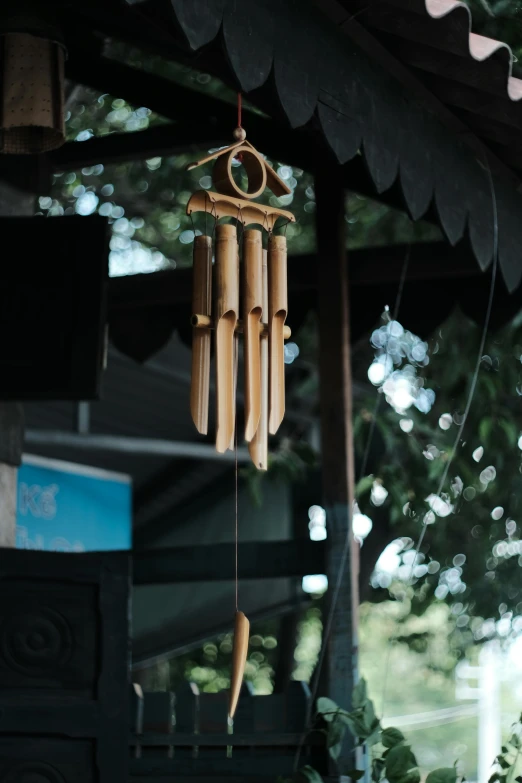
[236,93,244,163]
[235,417,239,612]
[233,212,241,613]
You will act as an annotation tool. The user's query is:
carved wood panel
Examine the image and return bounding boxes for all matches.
[0,549,130,783]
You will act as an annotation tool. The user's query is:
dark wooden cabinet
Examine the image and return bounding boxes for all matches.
[0,549,130,783]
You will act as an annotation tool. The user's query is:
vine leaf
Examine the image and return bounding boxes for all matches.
[363,695,378,733]
[340,711,370,740]
[299,765,324,783]
[382,727,406,748]
[385,744,418,783]
[316,697,341,722]
[327,718,345,761]
[353,678,368,709]
[399,769,421,783]
[426,768,458,783]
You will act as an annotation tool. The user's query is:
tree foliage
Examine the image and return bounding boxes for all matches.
[303,680,522,783]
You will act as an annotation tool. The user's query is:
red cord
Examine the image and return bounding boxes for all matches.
[236,92,243,162]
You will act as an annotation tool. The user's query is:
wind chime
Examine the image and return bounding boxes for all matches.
[186,97,295,720]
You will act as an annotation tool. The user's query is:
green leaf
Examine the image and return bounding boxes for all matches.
[382,727,406,748]
[385,745,418,783]
[363,696,378,733]
[426,768,458,783]
[327,718,345,756]
[316,697,340,722]
[340,711,369,740]
[367,726,382,747]
[355,474,374,499]
[329,741,342,761]
[299,765,324,783]
[398,770,421,783]
[353,678,368,709]
[479,416,493,445]
[372,761,385,783]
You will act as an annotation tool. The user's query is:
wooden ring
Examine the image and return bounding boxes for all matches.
[212,145,267,200]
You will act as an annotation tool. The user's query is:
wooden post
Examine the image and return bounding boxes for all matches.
[0,401,23,549]
[0,462,17,547]
[315,171,360,772]
[0,181,32,546]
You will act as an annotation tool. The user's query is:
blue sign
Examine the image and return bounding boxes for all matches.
[16,454,132,552]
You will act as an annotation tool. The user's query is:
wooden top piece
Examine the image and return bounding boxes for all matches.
[187,190,295,232]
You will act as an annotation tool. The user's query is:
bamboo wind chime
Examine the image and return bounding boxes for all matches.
[187,109,295,721]
[188,125,295,470]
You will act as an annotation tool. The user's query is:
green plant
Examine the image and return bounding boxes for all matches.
[490,726,522,783]
[299,679,522,783]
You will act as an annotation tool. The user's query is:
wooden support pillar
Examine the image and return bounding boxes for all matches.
[315,171,360,771]
[273,607,300,693]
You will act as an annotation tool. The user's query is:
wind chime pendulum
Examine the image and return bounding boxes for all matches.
[186,99,295,721]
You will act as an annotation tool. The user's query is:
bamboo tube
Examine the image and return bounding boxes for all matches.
[215,224,239,453]
[190,235,212,434]
[228,331,239,452]
[228,611,250,720]
[227,242,240,452]
[243,230,263,443]
[249,250,269,470]
[191,313,290,340]
[268,234,288,435]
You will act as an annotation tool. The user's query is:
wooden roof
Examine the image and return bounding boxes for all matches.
[5,0,522,291]
[352,0,522,184]
[97,0,519,292]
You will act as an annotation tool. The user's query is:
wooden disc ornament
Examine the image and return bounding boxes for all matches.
[213,145,267,200]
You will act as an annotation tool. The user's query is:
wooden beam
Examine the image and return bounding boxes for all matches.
[315,170,359,772]
[50,122,227,170]
[24,431,250,463]
[108,241,481,312]
[133,540,326,584]
[130,732,323,747]
[62,50,414,214]
[66,51,263,144]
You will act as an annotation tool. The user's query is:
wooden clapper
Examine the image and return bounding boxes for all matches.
[186,121,295,721]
